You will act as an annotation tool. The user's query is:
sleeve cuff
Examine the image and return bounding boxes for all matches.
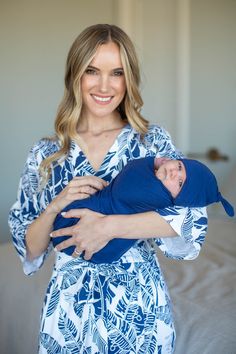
[155,206,207,260]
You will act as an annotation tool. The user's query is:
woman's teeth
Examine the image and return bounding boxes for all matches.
[93,95,112,102]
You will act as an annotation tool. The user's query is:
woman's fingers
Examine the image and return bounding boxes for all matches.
[50,226,77,252]
[50,176,108,213]
[65,176,108,199]
[83,250,93,260]
[60,208,88,219]
[72,248,82,258]
[72,176,108,190]
[71,185,98,196]
[65,186,97,199]
[50,209,108,259]
[50,226,75,238]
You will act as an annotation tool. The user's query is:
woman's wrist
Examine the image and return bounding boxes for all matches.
[45,201,60,216]
[104,214,133,239]
[101,215,117,240]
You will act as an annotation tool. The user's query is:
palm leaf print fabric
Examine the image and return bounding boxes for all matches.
[9,125,207,353]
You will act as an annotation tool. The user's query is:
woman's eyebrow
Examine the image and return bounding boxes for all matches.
[86,65,99,71]
[87,65,124,71]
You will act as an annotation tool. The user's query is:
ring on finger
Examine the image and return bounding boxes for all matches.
[74,248,81,256]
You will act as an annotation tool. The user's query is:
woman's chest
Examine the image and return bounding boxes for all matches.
[75,129,125,173]
[39,131,159,206]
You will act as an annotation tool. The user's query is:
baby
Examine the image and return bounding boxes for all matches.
[52,157,234,263]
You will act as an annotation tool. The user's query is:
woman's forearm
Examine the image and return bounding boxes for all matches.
[50,209,178,260]
[25,205,58,260]
[25,175,110,260]
[105,211,178,240]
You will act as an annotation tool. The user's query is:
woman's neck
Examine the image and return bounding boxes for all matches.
[78,111,125,135]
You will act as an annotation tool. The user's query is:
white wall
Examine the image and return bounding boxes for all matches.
[140,1,177,134]
[189,0,236,183]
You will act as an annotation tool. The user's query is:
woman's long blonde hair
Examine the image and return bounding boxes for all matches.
[40,24,149,180]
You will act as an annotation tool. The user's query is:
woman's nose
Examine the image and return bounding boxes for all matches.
[98,74,109,93]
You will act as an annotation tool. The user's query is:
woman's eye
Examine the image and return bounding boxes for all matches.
[85,68,97,75]
[178,162,182,171]
[113,70,124,76]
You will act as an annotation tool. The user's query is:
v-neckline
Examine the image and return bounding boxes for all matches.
[72,124,130,174]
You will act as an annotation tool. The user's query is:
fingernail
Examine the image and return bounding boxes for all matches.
[54,247,58,252]
[61,212,66,216]
[49,232,53,237]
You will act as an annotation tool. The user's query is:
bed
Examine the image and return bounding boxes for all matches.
[159,216,236,354]
[0,216,235,354]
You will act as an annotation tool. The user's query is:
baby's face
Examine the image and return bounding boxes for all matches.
[154,158,186,198]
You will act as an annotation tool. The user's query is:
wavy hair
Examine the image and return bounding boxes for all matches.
[40,24,149,181]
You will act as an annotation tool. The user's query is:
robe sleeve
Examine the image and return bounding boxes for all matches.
[149,125,208,260]
[8,142,53,275]
[155,206,207,260]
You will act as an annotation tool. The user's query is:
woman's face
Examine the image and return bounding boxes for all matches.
[155,158,186,198]
[81,41,126,121]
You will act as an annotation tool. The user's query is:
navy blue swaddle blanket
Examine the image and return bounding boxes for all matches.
[52,157,173,263]
[52,156,235,263]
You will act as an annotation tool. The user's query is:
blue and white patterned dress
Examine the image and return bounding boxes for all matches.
[9,124,207,354]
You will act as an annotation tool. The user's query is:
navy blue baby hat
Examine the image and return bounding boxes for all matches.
[174,159,235,217]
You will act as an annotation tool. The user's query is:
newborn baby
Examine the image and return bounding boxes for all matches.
[52,157,234,263]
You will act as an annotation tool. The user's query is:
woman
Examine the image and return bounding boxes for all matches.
[9,24,207,353]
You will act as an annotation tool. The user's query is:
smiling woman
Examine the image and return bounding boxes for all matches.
[77,41,127,171]
[9,24,208,354]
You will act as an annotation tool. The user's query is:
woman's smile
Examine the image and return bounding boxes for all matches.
[91,94,114,104]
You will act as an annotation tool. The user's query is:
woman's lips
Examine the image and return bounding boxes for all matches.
[91,94,113,104]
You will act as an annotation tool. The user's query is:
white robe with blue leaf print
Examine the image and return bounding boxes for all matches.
[9,124,207,353]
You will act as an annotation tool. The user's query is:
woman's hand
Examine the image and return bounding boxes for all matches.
[47,176,108,215]
[26,177,107,261]
[50,209,112,260]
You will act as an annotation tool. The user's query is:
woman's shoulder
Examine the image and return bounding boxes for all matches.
[128,123,171,138]
[126,123,167,137]
[32,136,60,153]
[145,124,183,158]
[146,123,171,137]
[124,123,175,157]
[141,124,171,151]
[28,136,60,165]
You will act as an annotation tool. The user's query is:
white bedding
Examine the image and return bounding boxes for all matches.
[0,217,235,354]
